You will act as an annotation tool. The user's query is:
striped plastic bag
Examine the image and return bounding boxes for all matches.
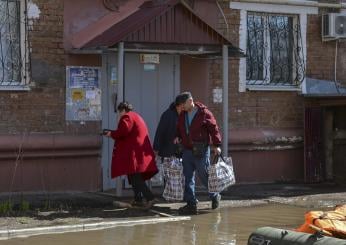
[162,157,185,201]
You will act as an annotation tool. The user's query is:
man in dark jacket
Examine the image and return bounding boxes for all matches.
[175,91,222,215]
[153,97,184,158]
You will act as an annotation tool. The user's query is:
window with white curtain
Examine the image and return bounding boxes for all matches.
[246,12,305,87]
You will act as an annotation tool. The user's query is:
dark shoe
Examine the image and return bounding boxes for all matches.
[131,200,145,208]
[211,194,221,209]
[178,203,197,215]
[143,199,157,210]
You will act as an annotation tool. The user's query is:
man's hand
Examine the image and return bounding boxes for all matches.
[173,137,181,144]
[213,146,221,156]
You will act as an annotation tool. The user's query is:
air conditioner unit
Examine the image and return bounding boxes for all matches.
[322,13,346,41]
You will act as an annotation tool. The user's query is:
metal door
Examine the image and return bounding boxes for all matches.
[124,53,180,141]
[304,107,324,183]
[124,53,180,188]
[101,52,180,191]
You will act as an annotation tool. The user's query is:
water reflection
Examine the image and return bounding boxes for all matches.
[1,204,309,245]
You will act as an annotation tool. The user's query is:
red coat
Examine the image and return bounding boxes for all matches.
[177,102,222,149]
[110,111,158,180]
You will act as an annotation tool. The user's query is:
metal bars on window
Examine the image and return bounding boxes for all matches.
[246,12,305,86]
[0,0,28,87]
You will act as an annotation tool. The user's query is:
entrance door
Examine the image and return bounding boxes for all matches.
[304,107,324,183]
[101,52,180,191]
[124,53,180,141]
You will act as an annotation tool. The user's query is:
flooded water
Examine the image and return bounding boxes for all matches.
[1,204,309,245]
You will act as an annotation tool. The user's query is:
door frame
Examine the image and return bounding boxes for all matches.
[101,52,118,191]
[101,50,181,192]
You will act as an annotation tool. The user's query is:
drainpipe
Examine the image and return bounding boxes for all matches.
[116,42,124,197]
[222,45,229,157]
[228,0,345,9]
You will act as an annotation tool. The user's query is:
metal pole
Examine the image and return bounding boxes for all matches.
[116,42,124,196]
[222,45,229,157]
[117,42,124,102]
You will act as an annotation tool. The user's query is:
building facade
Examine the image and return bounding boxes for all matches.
[0,0,345,193]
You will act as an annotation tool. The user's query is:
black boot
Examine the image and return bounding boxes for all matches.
[211,194,221,209]
[178,203,197,215]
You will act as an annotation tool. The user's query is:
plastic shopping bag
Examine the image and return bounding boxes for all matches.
[162,157,185,201]
[208,155,235,193]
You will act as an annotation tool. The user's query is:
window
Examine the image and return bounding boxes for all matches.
[0,0,28,89]
[246,12,305,87]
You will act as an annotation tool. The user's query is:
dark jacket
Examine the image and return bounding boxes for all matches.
[153,103,179,157]
[176,102,221,149]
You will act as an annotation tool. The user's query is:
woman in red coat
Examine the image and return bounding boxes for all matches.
[105,102,158,208]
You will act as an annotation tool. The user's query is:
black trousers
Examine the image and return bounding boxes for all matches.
[128,173,154,202]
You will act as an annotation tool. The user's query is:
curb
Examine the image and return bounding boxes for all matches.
[0,216,191,240]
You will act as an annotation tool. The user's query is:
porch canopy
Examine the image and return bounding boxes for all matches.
[74,0,242,56]
[304,78,346,106]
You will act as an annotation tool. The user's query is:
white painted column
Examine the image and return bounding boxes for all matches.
[300,13,308,94]
[222,45,229,157]
[116,42,124,196]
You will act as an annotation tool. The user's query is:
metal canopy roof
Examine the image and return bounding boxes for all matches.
[81,0,242,55]
[304,78,346,98]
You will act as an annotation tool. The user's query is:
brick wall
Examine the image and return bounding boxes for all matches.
[2,1,344,136]
[307,13,346,85]
[0,1,102,193]
[0,0,100,134]
[209,2,346,131]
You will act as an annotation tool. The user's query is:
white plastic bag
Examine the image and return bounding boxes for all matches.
[208,155,235,193]
[150,156,164,186]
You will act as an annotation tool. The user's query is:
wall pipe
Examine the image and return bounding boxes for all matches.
[222,45,229,156]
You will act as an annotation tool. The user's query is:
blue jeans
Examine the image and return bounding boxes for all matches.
[182,147,218,205]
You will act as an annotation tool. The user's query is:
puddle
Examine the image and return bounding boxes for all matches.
[0,204,310,244]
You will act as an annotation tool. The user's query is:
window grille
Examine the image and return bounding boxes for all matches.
[246,12,305,86]
[0,0,28,88]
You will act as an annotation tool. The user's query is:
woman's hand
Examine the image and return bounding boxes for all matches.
[102,129,112,137]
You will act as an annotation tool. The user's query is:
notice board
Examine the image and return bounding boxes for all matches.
[66,66,101,121]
